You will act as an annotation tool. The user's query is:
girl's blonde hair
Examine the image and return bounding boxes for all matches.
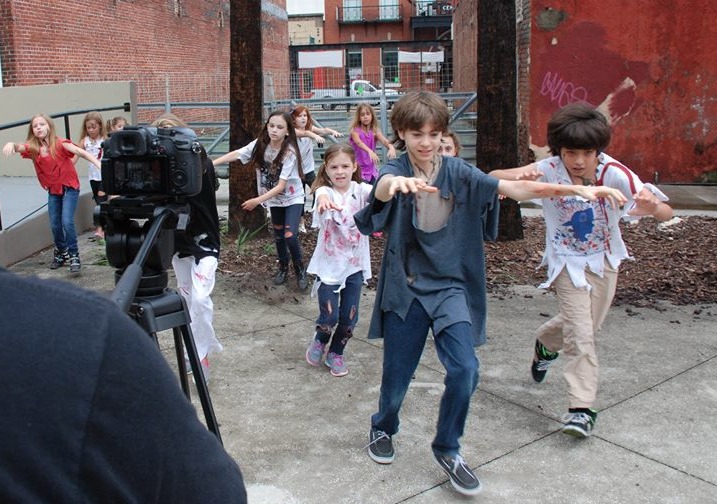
[78,111,106,143]
[348,103,378,134]
[25,114,59,159]
[107,116,128,132]
[151,112,189,129]
[311,143,360,192]
[290,105,314,131]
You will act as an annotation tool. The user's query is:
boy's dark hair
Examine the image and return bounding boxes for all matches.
[390,92,450,150]
[547,103,611,156]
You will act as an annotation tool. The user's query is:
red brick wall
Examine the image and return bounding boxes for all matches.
[0,0,289,123]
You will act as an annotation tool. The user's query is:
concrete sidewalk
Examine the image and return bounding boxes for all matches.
[7,208,717,503]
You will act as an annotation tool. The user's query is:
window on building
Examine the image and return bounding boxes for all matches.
[343,0,362,22]
[379,0,399,20]
[382,48,399,84]
[347,50,363,80]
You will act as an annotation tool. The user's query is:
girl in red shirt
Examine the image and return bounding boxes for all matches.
[3,114,101,274]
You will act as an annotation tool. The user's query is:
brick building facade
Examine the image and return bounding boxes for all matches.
[0,0,290,123]
[290,0,455,96]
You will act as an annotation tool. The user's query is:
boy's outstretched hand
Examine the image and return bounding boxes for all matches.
[626,186,662,217]
[381,175,438,199]
[574,185,627,209]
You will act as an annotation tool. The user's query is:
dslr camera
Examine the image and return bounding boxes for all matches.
[101,126,203,198]
[97,126,205,291]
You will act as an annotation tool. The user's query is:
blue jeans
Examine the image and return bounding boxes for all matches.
[270,204,303,268]
[371,299,479,456]
[315,271,363,355]
[47,187,79,255]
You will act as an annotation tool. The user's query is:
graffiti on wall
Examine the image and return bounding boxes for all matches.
[540,71,589,108]
[531,21,649,144]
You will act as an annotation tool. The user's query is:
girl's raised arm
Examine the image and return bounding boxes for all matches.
[3,142,27,156]
[376,130,397,160]
[62,142,101,169]
[212,151,240,166]
[297,128,325,144]
[313,125,343,138]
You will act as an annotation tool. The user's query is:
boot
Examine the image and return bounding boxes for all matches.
[273,262,289,285]
[49,248,70,270]
[295,261,309,290]
[68,253,81,276]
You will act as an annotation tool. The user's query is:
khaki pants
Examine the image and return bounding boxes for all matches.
[536,262,618,409]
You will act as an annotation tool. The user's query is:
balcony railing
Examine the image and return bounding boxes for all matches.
[338,3,403,23]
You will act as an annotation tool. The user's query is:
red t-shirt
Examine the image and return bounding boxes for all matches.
[21,138,80,195]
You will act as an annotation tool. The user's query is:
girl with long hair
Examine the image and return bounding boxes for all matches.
[213,111,308,289]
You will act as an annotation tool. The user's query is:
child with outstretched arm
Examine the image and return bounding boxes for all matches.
[356,92,626,496]
[489,102,672,439]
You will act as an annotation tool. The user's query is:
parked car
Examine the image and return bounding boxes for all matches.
[309,80,399,110]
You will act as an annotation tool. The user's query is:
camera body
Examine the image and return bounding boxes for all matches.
[101,126,203,198]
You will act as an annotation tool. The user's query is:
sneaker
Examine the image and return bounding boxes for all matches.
[531,339,559,383]
[562,408,597,438]
[366,427,394,464]
[371,231,383,238]
[305,339,326,367]
[324,352,348,377]
[434,452,483,496]
[68,253,81,275]
[49,248,69,270]
[298,218,307,234]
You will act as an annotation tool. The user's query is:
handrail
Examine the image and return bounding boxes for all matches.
[0,103,131,230]
[0,103,131,138]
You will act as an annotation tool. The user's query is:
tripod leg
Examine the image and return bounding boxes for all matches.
[180,323,223,445]
[173,328,191,399]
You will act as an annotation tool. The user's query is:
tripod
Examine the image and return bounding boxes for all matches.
[106,205,222,443]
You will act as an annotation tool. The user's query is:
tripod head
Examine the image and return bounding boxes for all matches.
[95,196,190,309]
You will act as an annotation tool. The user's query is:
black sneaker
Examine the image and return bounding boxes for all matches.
[562,408,597,438]
[68,253,81,275]
[434,452,482,496]
[531,339,559,383]
[49,248,69,270]
[366,427,394,464]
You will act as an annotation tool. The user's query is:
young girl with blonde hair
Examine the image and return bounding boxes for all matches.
[77,110,107,237]
[348,103,396,184]
[3,114,102,274]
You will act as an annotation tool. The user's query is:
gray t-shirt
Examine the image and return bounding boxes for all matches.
[354,154,500,346]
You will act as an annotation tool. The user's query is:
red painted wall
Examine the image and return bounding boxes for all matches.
[530,1,717,182]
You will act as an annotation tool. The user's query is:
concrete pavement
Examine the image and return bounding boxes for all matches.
[6,186,717,503]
